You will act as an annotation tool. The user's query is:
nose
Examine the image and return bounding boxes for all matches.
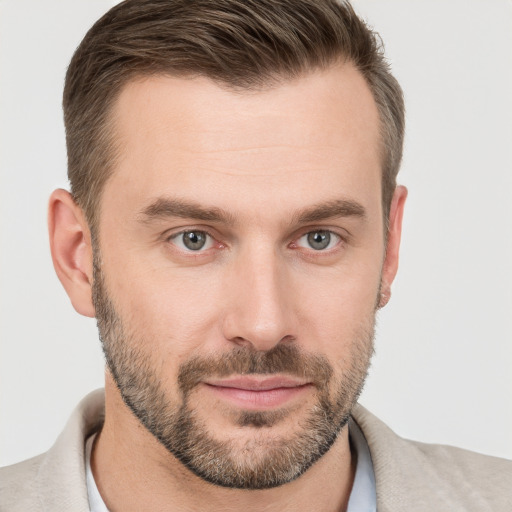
[221,247,297,352]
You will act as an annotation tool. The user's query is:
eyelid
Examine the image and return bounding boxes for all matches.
[291,224,349,242]
[163,225,216,241]
[161,225,348,255]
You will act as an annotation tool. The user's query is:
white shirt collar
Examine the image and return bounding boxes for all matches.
[347,417,377,512]
[85,434,109,512]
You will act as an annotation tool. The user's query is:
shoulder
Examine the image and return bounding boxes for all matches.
[0,454,46,511]
[351,404,512,512]
[0,390,105,512]
[409,436,512,484]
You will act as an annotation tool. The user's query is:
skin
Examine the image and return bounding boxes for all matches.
[48,63,406,511]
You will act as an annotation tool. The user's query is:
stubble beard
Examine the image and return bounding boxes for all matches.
[92,254,375,490]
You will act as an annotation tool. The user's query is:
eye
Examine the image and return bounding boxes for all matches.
[169,230,214,251]
[297,230,340,251]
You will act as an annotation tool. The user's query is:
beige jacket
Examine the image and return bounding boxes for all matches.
[1,389,511,511]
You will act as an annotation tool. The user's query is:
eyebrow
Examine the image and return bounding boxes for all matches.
[138,197,236,225]
[294,199,367,224]
[138,197,366,226]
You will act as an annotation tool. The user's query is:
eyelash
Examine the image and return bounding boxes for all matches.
[166,228,346,256]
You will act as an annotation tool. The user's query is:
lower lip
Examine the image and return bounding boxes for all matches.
[203,383,312,410]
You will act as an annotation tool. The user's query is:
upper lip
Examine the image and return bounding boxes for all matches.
[203,376,311,391]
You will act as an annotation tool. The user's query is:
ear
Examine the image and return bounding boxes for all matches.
[48,189,95,317]
[379,185,407,308]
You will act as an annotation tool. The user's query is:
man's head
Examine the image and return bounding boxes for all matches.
[49,0,407,491]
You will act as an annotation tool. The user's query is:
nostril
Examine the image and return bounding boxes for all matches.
[229,336,252,348]
[228,334,296,350]
[279,334,296,344]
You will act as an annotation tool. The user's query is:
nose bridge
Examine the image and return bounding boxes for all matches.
[223,242,295,350]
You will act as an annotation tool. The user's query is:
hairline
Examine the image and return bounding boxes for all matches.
[85,62,391,240]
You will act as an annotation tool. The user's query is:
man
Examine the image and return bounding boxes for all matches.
[1,0,510,510]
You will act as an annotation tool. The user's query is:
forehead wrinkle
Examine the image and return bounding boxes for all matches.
[180,141,340,154]
[155,143,346,177]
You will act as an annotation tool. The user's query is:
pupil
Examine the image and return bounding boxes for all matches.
[184,231,206,250]
[307,231,330,250]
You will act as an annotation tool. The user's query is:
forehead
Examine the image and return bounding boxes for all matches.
[104,64,382,221]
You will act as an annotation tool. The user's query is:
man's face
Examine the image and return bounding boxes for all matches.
[93,64,386,488]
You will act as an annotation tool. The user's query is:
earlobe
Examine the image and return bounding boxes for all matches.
[379,185,407,308]
[48,189,96,318]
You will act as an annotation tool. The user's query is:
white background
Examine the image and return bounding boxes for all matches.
[1,0,511,466]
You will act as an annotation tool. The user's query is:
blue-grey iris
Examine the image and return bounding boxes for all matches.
[183,231,207,250]
[307,231,330,250]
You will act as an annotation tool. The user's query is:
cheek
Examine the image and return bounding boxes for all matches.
[293,263,380,354]
[107,261,225,358]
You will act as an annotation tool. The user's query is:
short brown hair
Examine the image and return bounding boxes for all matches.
[64,0,405,231]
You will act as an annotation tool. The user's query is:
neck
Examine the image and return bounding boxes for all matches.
[92,378,355,512]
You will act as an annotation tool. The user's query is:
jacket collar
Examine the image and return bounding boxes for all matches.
[36,389,104,511]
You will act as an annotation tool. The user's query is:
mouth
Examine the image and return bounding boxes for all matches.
[202,376,313,410]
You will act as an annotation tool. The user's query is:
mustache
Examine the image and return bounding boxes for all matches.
[178,343,333,395]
